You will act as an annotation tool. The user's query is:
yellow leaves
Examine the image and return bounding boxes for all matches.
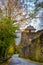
[8,44,14,54]
[5,44,14,57]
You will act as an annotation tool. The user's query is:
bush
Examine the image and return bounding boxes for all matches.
[0,17,18,59]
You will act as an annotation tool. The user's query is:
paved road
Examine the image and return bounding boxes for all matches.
[8,54,42,65]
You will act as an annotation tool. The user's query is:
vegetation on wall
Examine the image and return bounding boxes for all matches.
[19,32,43,63]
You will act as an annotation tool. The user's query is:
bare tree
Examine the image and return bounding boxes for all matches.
[2,0,35,27]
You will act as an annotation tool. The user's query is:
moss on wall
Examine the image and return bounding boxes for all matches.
[20,31,43,62]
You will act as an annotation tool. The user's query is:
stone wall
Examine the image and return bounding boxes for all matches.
[19,30,43,62]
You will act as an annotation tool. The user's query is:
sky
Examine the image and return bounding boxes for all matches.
[19,0,35,13]
[18,0,43,31]
[0,0,43,45]
[0,0,43,31]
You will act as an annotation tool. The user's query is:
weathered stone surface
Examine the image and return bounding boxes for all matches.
[20,30,43,62]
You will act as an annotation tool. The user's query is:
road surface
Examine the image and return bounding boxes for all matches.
[8,54,42,65]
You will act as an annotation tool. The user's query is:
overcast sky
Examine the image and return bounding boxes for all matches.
[0,0,43,31]
[0,0,43,45]
[19,0,43,31]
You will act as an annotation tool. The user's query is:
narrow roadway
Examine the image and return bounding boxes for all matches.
[8,54,42,65]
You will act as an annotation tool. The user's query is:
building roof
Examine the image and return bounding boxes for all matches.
[27,25,36,30]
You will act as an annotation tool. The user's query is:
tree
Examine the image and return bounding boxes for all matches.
[4,0,23,19]
[35,0,43,8]
[34,0,43,13]
[0,8,3,18]
[3,0,33,27]
[29,0,43,20]
[0,17,18,58]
